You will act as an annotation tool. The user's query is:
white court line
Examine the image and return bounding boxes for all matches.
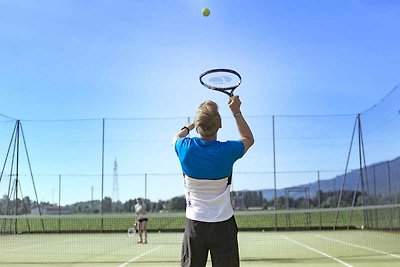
[282,235,353,267]
[316,234,400,259]
[117,246,162,267]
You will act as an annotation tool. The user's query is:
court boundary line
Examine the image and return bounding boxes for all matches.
[282,235,353,267]
[316,234,400,259]
[117,246,162,267]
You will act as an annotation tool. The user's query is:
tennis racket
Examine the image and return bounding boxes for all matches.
[199,68,242,97]
[127,222,137,238]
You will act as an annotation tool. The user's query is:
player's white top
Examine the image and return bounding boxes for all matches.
[184,175,233,222]
[135,203,147,220]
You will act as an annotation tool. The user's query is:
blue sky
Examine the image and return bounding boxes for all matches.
[0,0,399,205]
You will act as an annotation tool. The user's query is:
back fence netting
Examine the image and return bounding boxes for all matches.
[0,84,399,263]
[359,83,400,207]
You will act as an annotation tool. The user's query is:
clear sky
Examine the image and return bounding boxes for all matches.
[0,0,399,205]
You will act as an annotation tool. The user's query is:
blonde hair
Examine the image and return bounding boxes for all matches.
[194,100,221,138]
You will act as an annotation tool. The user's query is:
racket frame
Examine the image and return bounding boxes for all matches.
[199,68,242,97]
[127,222,137,237]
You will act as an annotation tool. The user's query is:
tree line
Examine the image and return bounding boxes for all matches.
[1,190,399,215]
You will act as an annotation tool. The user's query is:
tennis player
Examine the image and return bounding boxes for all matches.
[135,198,148,244]
[173,96,254,267]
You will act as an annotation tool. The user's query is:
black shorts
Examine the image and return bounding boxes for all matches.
[181,216,239,267]
[137,218,148,223]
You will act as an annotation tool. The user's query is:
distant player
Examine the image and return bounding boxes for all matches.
[135,198,148,244]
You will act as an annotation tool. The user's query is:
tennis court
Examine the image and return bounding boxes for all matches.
[1,205,399,266]
[0,231,399,266]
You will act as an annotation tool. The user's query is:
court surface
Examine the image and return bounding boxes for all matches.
[0,230,399,267]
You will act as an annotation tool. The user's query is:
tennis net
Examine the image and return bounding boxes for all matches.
[0,204,399,263]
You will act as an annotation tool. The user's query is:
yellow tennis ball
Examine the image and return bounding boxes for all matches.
[202,8,210,17]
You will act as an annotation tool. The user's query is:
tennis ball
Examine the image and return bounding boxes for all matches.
[202,8,210,17]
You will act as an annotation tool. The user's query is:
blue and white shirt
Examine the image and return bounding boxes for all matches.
[174,137,245,222]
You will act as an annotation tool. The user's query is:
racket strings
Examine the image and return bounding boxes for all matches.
[209,75,232,84]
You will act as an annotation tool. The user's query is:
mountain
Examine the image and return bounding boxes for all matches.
[261,156,400,201]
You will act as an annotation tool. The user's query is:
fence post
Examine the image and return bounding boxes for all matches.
[145,173,147,201]
[58,174,61,233]
[272,115,277,231]
[101,118,105,232]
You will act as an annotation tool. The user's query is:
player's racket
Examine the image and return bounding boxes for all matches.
[199,68,242,97]
[127,222,137,238]
[127,228,135,237]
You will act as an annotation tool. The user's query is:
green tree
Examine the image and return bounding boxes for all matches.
[113,201,124,212]
[167,196,186,211]
[20,196,31,214]
[102,197,112,213]
[124,199,135,212]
